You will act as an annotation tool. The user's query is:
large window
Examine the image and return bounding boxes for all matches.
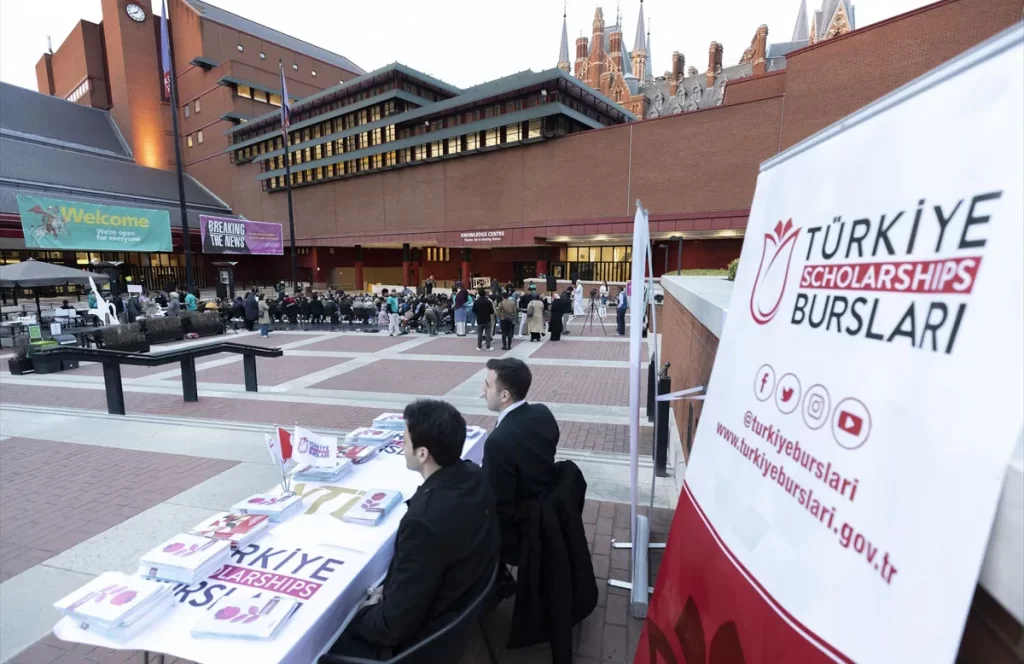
[505,123,520,142]
[65,79,91,103]
[528,119,542,139]
[465,132,479,150]
[484,128,500,147]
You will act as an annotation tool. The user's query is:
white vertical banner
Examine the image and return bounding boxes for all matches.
[628,201,651,545]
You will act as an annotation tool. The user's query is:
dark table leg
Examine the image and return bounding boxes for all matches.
[180,355,199,402]
[102,363,125,415]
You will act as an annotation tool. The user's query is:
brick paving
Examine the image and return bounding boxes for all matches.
[187,355,351,387]
[222,333,321,348]
[62,362,179,380]
[0,438,235,583]
[309,359,484,395]
[11,499,672,664]
[530,340,645,362]
[297,333,410,353]
[561,420,653,456]
[527,365,643,407]
[401,336,522,356]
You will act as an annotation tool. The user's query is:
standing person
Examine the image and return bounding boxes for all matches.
[184,289,198,312]
[258,294,271,337]
[329,399,500,660]
[87,289,98,310]
[526,293,545,341]
[424,299,439,336]
[472,289,495,351]
[573,281,585,317]
[464,291,476,330]
[126,294,142,322]
[167,292,180,317]
[518,287,532,336]
[244,291,259,331]
[616,287,628,336]
[496,292,517,350]
[454,282,469,337]
[548,291,568,341]
[599,281,609,319]
[481,358,559,563]
[490,277,501,298]
[425,275,435,296]
[385,289,400,337]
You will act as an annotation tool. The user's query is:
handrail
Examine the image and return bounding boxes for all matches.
[33,343,283,415]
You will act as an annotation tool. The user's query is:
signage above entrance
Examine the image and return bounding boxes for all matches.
[16,194,172,252]
[199,215,284,255]
[459,230,505,243]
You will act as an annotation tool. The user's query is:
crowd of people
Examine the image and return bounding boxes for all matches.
[88,276,633,342]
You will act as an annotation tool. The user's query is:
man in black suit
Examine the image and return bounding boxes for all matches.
[482,358,559,563]
[331,399,499,660]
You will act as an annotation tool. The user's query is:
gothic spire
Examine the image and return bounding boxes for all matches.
[557,1,570,71]
[645,17,653,81]
[633,0,647,54]
[792,0,810,41]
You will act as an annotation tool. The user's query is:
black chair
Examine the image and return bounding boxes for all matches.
[318,563,500,664]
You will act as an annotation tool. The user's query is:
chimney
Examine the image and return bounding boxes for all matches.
[706,41,723,88]
[752,24,769,75]
[609,30,623,72]
[35,53,56,96]
[670,51,684,95]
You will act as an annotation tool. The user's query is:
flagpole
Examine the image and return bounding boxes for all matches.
[162,1,194,295]
[279,60,298,292]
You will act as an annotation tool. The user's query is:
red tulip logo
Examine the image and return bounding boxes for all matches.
[749,219,801,325]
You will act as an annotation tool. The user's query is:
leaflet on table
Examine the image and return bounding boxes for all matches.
[344,427,396,447]
[466,425,485,441]
[231,492,304,522]
[342,489,403,526]
[190,513,270,549]
[291,458,353,483]
[338,443,379,464]
[191,592,301,640]
[371,413,405,430]
[139,534,232,584]
[55,572,174,627]
[73,597,174,643]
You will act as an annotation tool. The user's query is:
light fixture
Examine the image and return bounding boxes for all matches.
[540,89,548,96]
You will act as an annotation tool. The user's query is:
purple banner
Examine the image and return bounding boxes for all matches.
[200,215,283,255]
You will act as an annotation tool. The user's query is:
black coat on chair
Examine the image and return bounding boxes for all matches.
[505,460,597,664]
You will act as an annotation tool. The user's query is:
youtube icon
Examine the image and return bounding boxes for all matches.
[838,411,863,436]
[832,398,871,450]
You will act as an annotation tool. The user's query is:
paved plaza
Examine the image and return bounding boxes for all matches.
[0,321,675,664]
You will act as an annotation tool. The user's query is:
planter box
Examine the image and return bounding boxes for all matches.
[32,354,64,374]
[7,357,33,375]
[146,330,185,344]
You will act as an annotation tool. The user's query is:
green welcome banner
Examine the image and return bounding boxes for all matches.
[17,194,173,252]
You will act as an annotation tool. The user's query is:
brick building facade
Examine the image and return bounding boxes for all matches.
[19,0,1024,292]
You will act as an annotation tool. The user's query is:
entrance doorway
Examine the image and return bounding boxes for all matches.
[513,262,536,287]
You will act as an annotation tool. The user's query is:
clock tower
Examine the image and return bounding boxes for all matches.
[100,0,172,170]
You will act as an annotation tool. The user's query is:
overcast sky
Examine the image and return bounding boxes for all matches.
[2,0,933,92]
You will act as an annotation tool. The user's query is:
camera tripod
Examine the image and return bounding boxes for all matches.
[581,296,607,336]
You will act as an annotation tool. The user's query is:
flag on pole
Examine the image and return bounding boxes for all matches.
[277,426,293,460]
[160,0,172,100]
[278,61,291,138]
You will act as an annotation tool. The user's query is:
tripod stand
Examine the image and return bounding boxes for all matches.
[581,296,607,336]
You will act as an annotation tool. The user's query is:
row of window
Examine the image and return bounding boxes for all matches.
[567,246,633,263]
[183,97,201,118]
[262,121,544,191]
[236,84,284,108]
[65,79,90,103]
[424,247,450,263]
[233,100,403,163]
[186,130,204,147]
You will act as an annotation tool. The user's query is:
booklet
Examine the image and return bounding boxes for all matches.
[292,458,353,483]
[191,592,301,640]
[342,489,403,526]
[190,513,270,548]
[372,413,405,430]
[55,571,173,628]
[338,444,379,464]
[139,534,231,584]
[345,427,396,447]
[231,492,304,522]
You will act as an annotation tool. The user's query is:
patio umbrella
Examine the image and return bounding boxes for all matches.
[0,259,110,322]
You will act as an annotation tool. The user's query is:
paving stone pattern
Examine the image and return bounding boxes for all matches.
[187,355,350,386]
[527,365,643,407]
[530,340,646,362]
[0,438,235,583]
[11,500,673,664]
[401,336,522,356]
[309,359,484,395]
[297,334,411,353]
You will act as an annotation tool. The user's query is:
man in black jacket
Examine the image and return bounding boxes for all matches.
[472,288,495,351]
[331,399,499,660]
[482,358,559,563]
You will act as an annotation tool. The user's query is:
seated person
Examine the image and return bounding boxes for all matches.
[331,400,499,659]
[482,358,559,563]
[59,300,76,311]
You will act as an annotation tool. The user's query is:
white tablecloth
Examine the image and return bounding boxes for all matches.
[53,432,487,663]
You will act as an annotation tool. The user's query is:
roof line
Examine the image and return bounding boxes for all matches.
[179,0,364,74]
[0,128,133,162]
[0,177,231,213]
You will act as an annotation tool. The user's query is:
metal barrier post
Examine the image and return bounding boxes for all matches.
[647,360,656,423]
[180,355,198,402]
[102,362,125,415]
[654,367,671,477]
[243,353,258,392]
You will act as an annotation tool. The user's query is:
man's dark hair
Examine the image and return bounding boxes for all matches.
[403,399,466,466]
[485,358,532,402]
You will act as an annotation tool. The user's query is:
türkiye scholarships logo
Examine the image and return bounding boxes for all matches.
[748,191,1002,354]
